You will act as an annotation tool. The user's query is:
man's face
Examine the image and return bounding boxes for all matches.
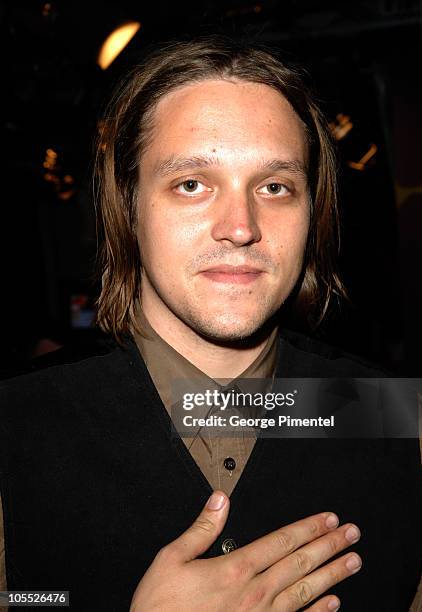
[136,79,310,341]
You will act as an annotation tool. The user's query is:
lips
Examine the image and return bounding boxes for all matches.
[200,265,264,284]
[202,265,262,274]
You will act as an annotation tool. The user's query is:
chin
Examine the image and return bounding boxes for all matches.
[184,310,269,342]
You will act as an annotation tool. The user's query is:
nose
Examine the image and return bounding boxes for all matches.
[210,189,262,247]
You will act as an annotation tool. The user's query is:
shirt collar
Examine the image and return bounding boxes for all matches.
[131,300,280,437]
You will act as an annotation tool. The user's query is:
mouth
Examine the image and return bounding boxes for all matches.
[199,265,264,285]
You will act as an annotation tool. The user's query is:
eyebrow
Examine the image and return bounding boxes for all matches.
[154,155,308,180]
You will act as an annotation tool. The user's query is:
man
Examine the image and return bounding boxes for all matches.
[0,38,420,611]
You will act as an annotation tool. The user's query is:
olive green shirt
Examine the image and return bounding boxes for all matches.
[131,305,280,497]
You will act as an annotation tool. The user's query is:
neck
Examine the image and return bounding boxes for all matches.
[138,297,277,380]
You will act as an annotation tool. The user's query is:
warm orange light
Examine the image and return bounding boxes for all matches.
[42,3,51,17]
[348,144,378,171]
[43,148,57,171]
[98,22,141,70]
[329,114,353,141]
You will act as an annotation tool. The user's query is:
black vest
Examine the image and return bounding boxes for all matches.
[0,331,420,611]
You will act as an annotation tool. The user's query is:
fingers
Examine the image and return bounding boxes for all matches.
[306,594,341,611]
[229,512,340,574]
[165,490,230,563]
[272,551,362,611]
[265,522,361,591]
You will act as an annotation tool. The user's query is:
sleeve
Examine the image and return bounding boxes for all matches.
[408,402,422,612]
[0,494,8,611]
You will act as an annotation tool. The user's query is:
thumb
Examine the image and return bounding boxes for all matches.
[171,491,230,562]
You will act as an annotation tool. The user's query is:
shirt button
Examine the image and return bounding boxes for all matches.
[223,457,236,471]
[221,538,237,554]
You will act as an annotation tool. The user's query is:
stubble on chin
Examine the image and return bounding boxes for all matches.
[179,295,278,343]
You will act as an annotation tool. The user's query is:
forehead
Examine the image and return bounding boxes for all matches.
[143,79,308,167]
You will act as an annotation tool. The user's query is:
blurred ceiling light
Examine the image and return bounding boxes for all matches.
[348,144,378,171]
[98,22,141,70]
[42,3,52,17]
[43,148,57,170]
[329,113,353,141]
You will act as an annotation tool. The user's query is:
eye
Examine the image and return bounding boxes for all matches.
[175,179,209,195]
[257,182,290,196]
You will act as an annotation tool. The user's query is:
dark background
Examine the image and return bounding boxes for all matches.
[1,0,421,375]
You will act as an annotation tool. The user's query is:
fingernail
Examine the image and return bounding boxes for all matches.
[346,554,362,572]
[345,525,360,543]
[207,492,226,510]
[325,513,339,529]
[327,598,340,611]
